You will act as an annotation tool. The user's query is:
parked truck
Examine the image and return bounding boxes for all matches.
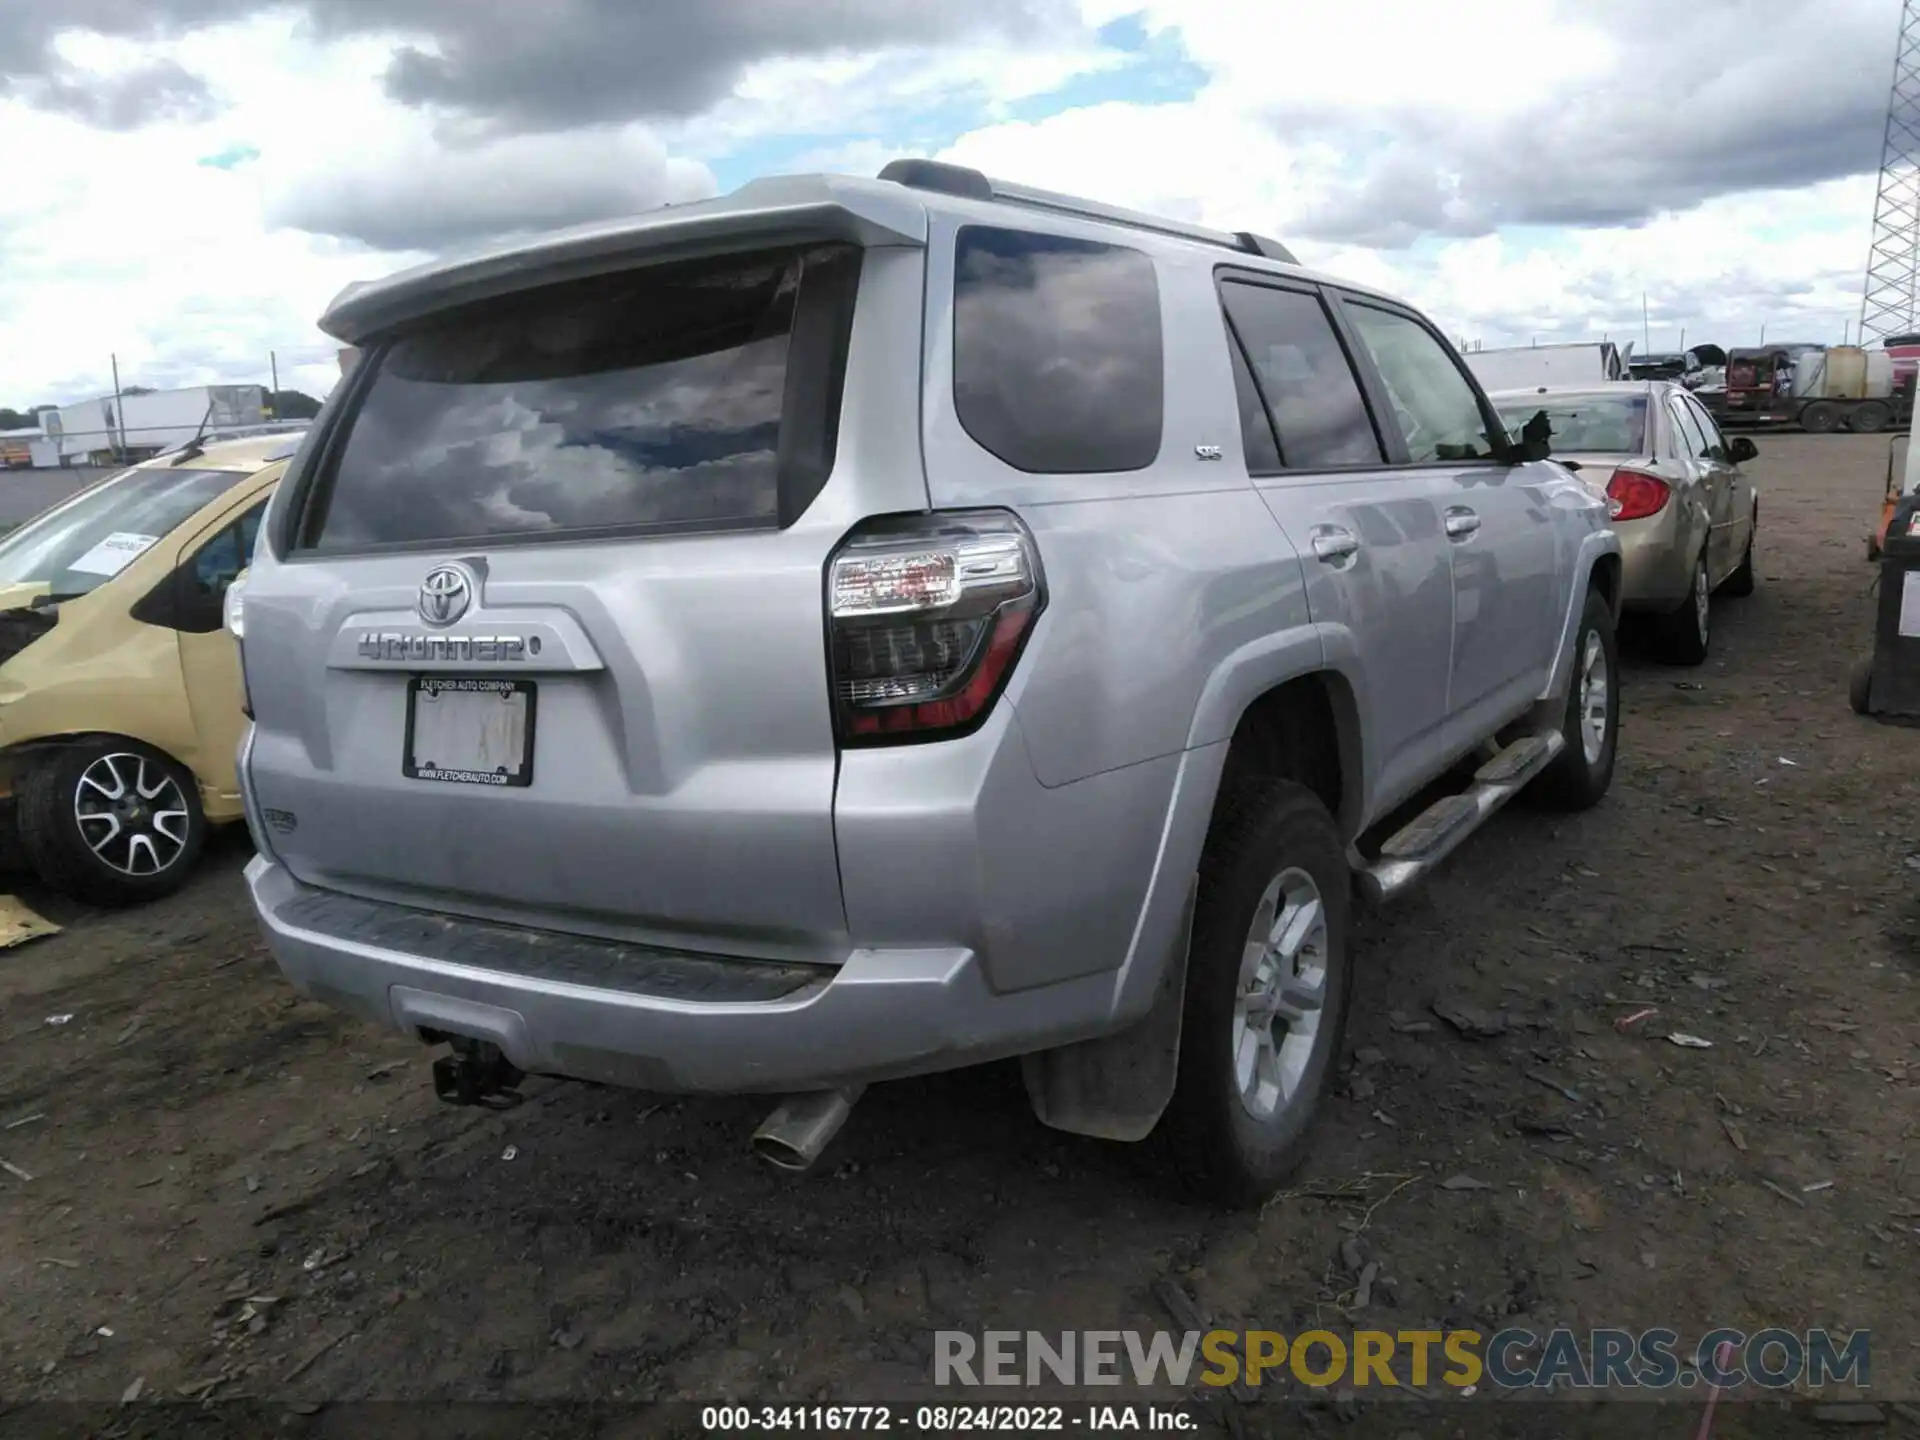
[1711,344,1914,434]
[1880,333,1920,389]
[0,429,36,470]
[34,385,268,465]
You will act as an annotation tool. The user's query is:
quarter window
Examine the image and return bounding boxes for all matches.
[952,226,1163,474]
[1220,283,1381,468]
[1343,304,1499,463]
[1227,333,1283,473]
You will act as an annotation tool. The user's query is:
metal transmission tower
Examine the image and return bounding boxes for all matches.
[1861,0,1920,343]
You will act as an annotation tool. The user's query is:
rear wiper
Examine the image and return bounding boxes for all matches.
[170,399,218,466]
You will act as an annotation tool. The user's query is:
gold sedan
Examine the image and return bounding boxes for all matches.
[1492,381,1759,665]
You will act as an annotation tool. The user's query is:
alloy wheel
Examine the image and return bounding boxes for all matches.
[1578,629,1611,764]
[1230,867,1330,1122]
[73,752,191,877]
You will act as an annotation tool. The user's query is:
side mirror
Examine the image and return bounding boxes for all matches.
[1729,436,1758,464]
[1503,409,1552,463]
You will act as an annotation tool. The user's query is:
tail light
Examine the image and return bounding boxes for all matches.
[224,573,253,718]
[1606,468,1671,522]
[826,510,1044,744]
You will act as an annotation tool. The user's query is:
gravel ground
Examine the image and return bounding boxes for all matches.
[0,434,1915,1433]
[0,468,113,531]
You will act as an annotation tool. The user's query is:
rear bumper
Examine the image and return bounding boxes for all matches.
[1617,511,1696,611]
[247,854,1127,1093]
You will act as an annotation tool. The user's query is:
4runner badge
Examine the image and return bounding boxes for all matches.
[355,632,529,662]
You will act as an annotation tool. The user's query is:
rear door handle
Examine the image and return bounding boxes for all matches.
[1310,526,1360,562]
[1444,507,1481,539]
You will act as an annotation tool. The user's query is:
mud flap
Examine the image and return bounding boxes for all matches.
[1020,878,1194,1143]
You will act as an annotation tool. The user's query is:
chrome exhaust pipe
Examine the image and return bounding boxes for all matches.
[751,1087,865,1173]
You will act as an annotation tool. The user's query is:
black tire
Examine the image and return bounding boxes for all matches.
[1851,401,1891,434]
[1800,401,1841,435]
[17,738,206,907]
[1157,779,1352,1208]
[1720,506,1756,597]
[1652,550,1711,665]
[1533,586,1620,812]
[1850,657,1874,716]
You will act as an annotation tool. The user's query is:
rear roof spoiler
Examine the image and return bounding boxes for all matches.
[877,159,1298,265]
[320,162,1302,346]
[318,173,930,345]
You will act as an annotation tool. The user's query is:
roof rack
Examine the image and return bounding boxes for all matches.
[877,159,1298,266]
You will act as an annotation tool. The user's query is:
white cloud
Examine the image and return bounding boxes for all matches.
[267,126,718,253]
[942,90,1874,349]
[0,0,1900,413]
[936,0,1887,352]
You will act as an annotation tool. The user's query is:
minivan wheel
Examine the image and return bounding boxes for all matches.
[1158,779,1352,1208]
[17,738,206,907]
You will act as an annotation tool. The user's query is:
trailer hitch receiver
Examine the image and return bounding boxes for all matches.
[431,1038,525,1109]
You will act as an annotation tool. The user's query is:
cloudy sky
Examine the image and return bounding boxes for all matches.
[0,0,1900,410]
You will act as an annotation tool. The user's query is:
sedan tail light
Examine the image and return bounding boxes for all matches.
[1606,468,1672,522]
[826,510,1044,745]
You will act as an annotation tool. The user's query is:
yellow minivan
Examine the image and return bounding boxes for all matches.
[0,432,298,905]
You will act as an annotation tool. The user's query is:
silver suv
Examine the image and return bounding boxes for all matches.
[233,161,1622,1206]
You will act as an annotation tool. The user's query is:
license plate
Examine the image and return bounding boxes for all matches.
[403,677,536,787]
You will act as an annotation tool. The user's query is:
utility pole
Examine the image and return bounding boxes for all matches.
[109,352,125,461]
[1642,293,1650,356]
[269,351,280,418]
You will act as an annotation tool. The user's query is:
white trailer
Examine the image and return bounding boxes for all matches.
[1462,342,1631,392]
[36,385,268,463]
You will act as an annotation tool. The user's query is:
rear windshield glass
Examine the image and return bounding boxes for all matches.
[0,466,249,601]
[952,226,1163,474]
[1494,394,1648,455]
[304,244,860,551]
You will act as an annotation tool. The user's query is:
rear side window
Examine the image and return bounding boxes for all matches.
[1683,394,1728,459]
[301,244,861,551]
[1343,303,1500,462]
[1669,398,1710,460]
[1220,282,1382,468]
[952,226,1162,474]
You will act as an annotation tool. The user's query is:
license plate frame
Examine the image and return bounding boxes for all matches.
[402,675,537,788]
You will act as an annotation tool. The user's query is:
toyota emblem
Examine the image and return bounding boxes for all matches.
[417,564,475,627]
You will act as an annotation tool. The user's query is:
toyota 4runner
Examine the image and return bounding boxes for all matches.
[233,160,1622,1206]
